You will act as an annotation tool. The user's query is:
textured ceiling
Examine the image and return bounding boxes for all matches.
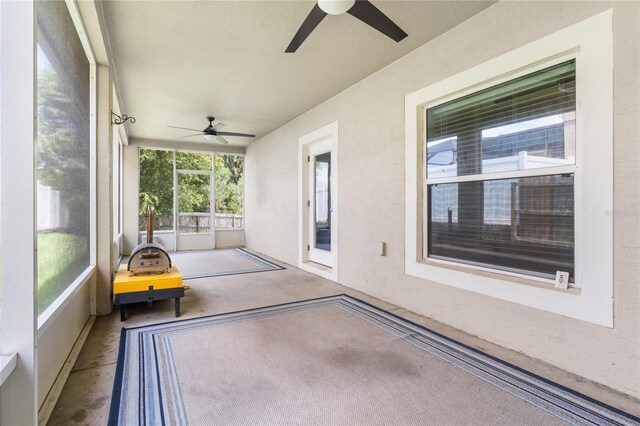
[101,0,495,146]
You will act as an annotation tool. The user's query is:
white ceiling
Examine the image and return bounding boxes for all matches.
[101,0,495,146]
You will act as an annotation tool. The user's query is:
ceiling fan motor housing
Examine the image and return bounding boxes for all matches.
[318,0,355,15]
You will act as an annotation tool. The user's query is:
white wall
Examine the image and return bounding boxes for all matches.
[122,138,245,254]
[245,2,640,398]
[215,230,244,248]
[37,279,91,406]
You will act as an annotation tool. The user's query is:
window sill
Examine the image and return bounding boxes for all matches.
[37,265,96,335]
[0,352,18,387]
[420,257,581,295]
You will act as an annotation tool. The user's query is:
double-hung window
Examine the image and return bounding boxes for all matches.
[425,61,576,281]
[404,11,613,326]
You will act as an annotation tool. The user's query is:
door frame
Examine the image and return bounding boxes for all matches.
[298,121,338,282]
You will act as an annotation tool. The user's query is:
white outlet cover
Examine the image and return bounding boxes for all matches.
[555,271,570,289]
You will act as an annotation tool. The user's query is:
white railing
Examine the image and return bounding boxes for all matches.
[141,212,244,234]
[214,213,244,229]
[177,212,243,232]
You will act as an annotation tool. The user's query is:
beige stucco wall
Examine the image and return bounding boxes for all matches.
[245,1,639,398]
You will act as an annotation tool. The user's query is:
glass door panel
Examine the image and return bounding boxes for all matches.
[176,171,213,250]
[314,152,331,252]
[309,149,332,266]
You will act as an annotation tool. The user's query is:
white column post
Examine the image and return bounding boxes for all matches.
[95,64,114,315]
[0,1,38,424]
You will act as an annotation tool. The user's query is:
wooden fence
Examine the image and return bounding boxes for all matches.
[144,213,243,232]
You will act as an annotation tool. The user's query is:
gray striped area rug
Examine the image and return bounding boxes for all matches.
[109,295,639,426]
[169,248,283,280]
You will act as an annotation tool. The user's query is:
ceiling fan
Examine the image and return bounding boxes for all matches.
[286,0,408,53]
[168,116,255,144]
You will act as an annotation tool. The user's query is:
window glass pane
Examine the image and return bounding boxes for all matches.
[427,60,576,179]
[314,152,331,251]
[428,174,574,279]
[139,149,174,232]
[214,154,244,229]
[36,1,90,315]
[176,151,212,171]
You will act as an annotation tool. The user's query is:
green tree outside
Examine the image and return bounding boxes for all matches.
[139,149,244,231]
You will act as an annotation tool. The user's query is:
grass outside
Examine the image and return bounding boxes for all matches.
[38,232,88,315]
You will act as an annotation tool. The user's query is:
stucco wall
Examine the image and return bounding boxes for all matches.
[245,2,639,397]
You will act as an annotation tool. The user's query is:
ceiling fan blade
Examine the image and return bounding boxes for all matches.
[217,131,256,138]
[216,135,229,144]
[168,125,204,132]
[285,3,327,53]
[175,133,203,139]
[347,0,407,43]
[212,123,225,131]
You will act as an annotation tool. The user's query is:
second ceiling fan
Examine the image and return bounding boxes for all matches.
[169,117,255,144]
[286,0,408,53]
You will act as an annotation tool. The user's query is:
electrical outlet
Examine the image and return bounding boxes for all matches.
[379,241,387,256]
[555,271,569,289]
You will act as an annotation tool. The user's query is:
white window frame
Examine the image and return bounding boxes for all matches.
[404,10,613,327]
[37,0,97,332]
[424,61,577,280]
[0,3,37,416]
[113,129,123,241]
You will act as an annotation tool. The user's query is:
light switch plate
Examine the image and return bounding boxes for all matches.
[555,271,570,289]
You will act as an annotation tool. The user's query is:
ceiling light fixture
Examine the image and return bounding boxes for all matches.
[203,134,217,140]
[317,0,355,15]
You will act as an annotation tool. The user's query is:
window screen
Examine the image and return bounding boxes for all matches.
[426,60,576,281]
[139,149,174,232]
[176,151,213,171]
[215,154,244,229]
[36,1,91,314]
[113,134,121,239]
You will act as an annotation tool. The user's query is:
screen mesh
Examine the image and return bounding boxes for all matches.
[139,149,174,232]
[215,154,244,229]
[36,1,91,314]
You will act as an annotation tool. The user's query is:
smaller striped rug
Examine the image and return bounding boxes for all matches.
[109,295,639,426]
[170,248,283,280]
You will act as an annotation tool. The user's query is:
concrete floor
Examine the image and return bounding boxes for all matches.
[48,251,640,424]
